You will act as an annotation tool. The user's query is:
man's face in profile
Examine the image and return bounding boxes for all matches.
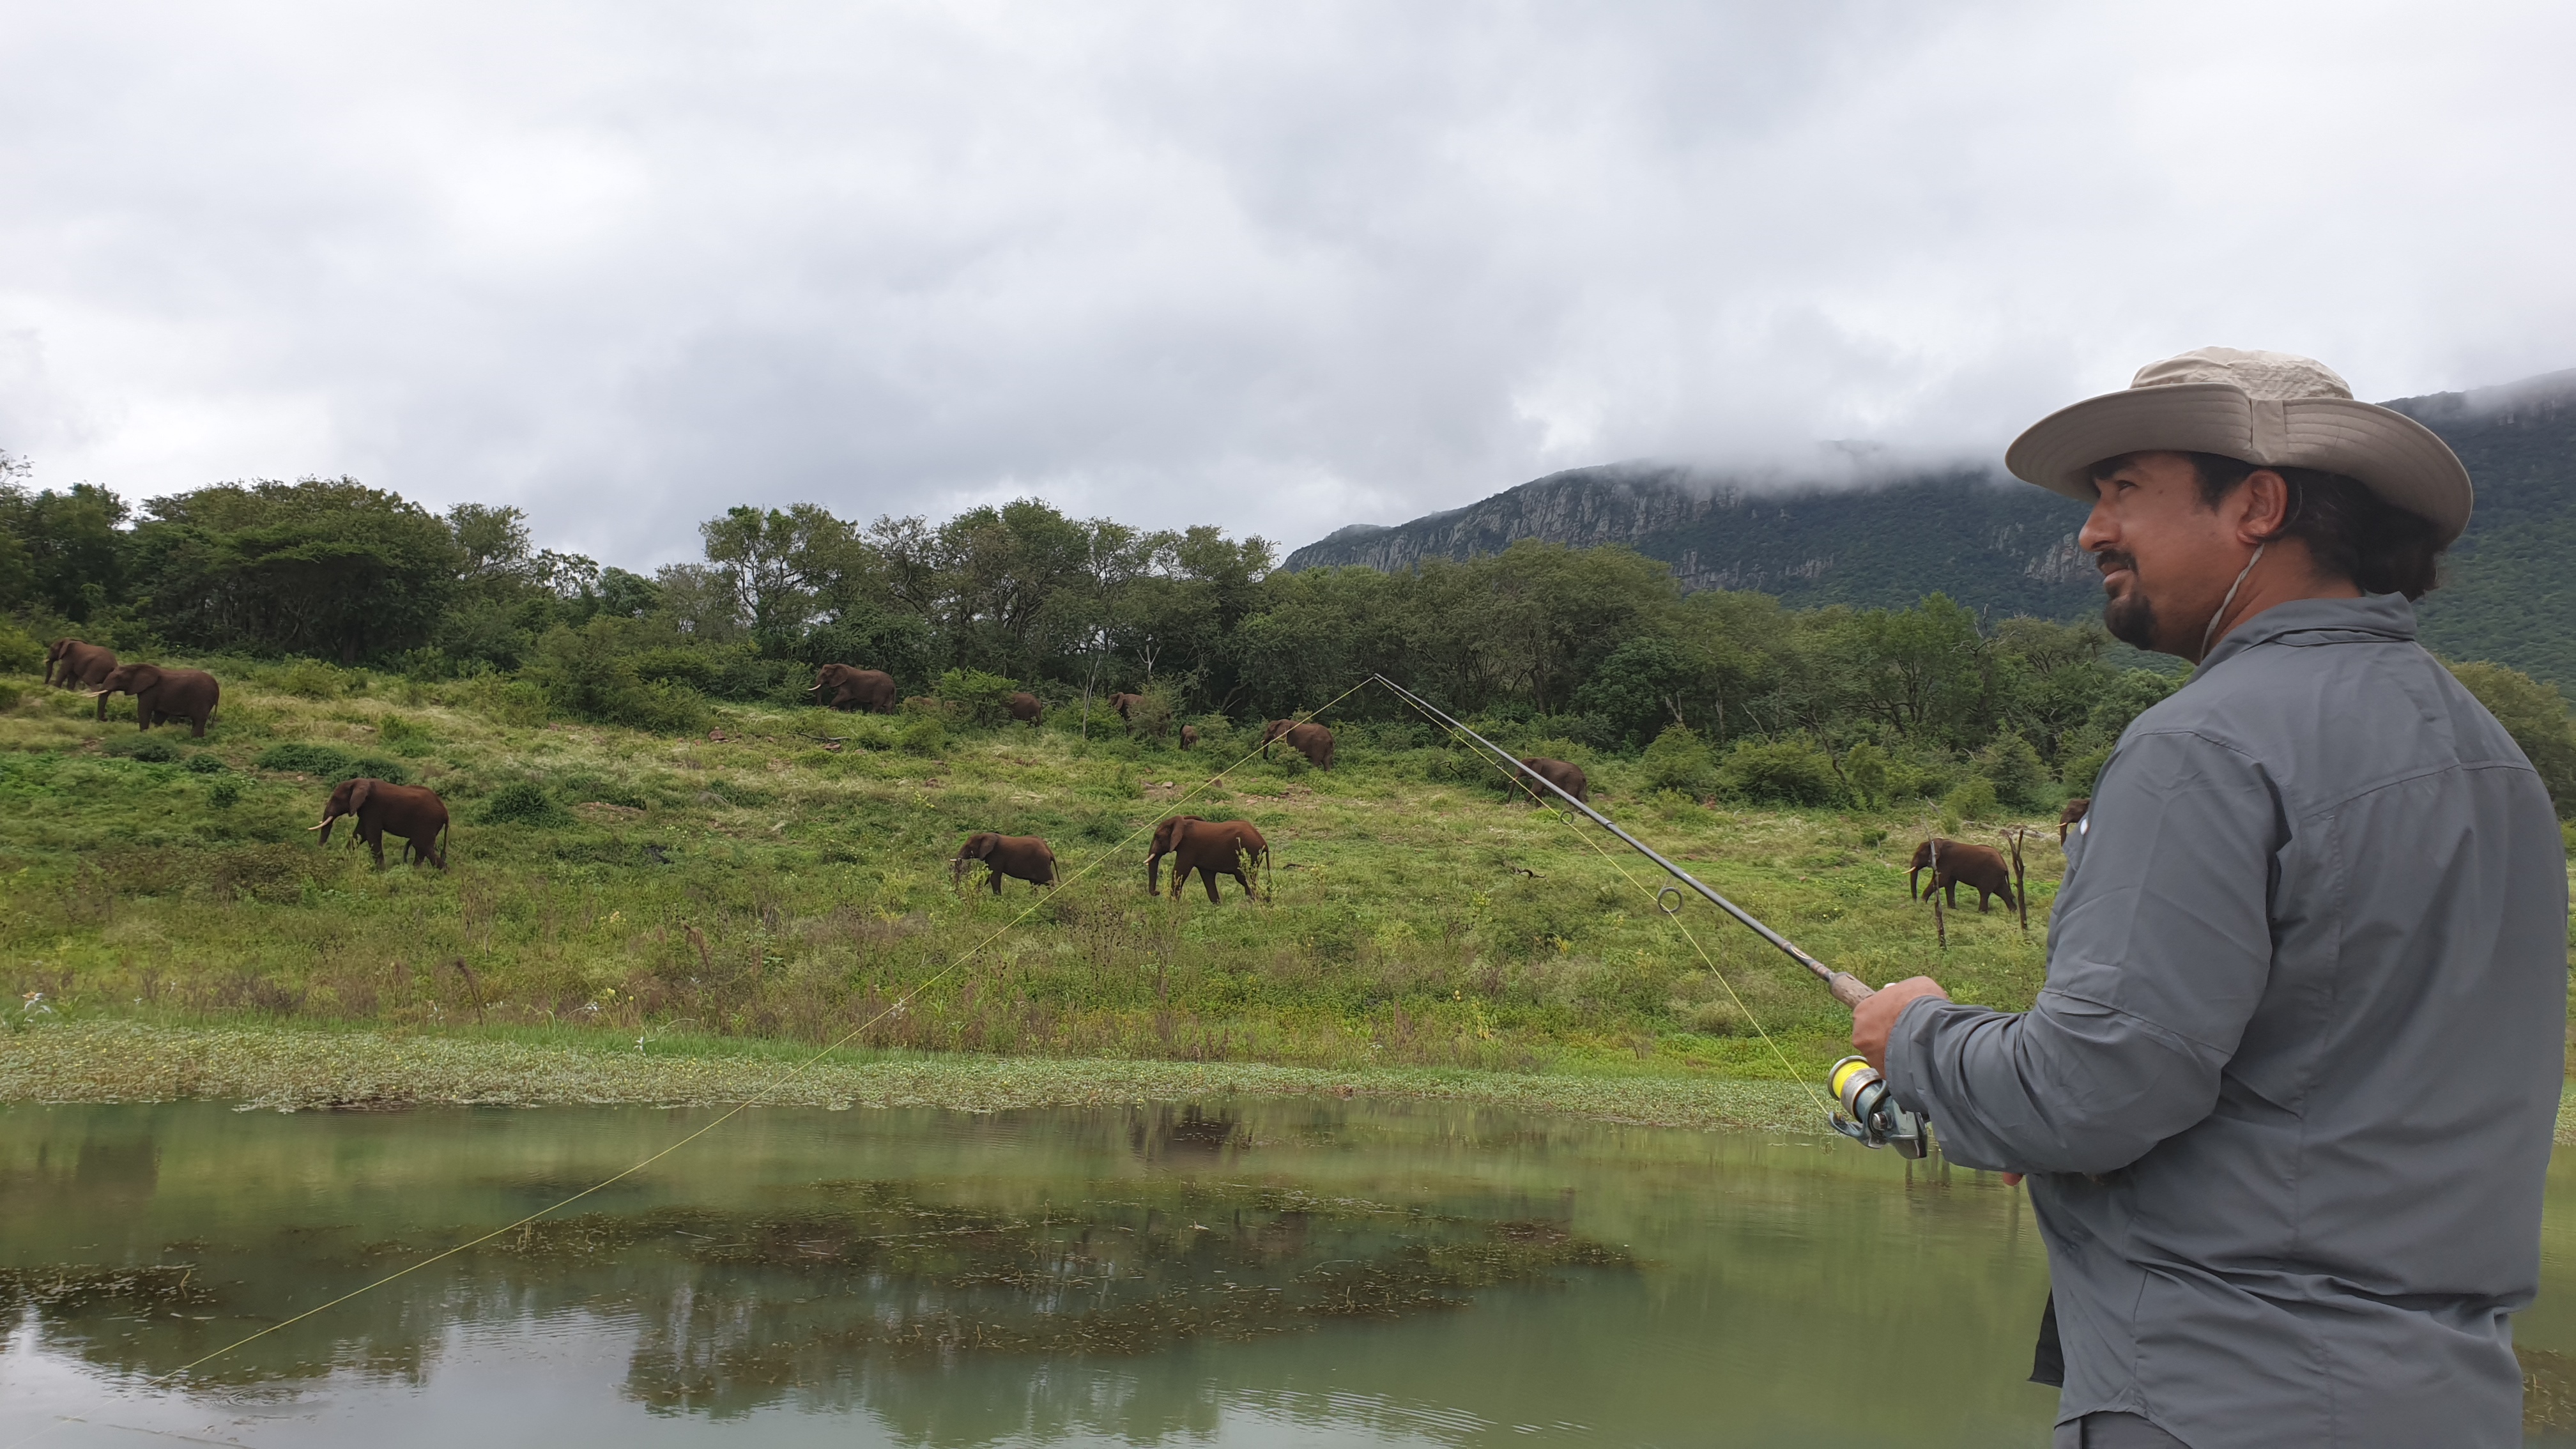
[2077,452,2244,657]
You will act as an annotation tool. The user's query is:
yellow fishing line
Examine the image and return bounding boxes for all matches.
[1380,687,1833,1119]
[1,683,1371,1449]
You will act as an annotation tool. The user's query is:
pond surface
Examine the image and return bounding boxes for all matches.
[1,1098,2571,1447]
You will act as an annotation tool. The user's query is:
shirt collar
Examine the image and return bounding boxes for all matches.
[2197,593,2419,673]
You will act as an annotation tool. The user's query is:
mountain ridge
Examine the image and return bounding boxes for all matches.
[1285,369,2576,683]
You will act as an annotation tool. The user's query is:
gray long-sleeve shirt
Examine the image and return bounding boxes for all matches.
[1887,594,2567,1448]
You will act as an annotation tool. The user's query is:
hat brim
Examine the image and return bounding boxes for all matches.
[2004,383,2472,546]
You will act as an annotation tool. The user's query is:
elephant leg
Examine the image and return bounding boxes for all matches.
[1975,888,1991,912]
[367,829,387,870]
[1202,864,1222,903]
[1908,868,1920,901]
[988,868,1004,894]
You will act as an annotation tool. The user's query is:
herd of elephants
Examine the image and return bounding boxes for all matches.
[44,638,2082,913]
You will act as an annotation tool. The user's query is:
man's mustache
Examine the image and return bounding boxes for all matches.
[2096,549,2139,579]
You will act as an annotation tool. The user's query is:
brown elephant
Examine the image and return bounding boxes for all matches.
[2058,797,2092,843]
[1259,719,1335,770]
[952,833,1058,893]
[310,778,450,870]
[1518,756,1588,804]
[1179,724,1199,751]
[1908,838,2017,912]
[809,664,899,713]
[1007,692,1044,725]
[1147,816,1268,902]
[45,639,117,690]
[1108,692,1146,721]
[93,663,220,737]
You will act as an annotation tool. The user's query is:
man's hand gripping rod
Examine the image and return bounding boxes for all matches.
[1368,675,1928,1156]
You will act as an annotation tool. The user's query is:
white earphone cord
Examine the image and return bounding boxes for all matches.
[2200,543,2265,660]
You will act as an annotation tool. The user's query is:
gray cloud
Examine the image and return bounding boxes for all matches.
[2,1,2570,565]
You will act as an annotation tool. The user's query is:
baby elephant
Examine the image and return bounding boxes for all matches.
[1517,756,1588,804]
[1007,692,1044,725]
[312,778,450,870]
[1146,815,1269,902]
[1179,724,1199,751]
[1908,838,2016,913]
[953,832,1058,893]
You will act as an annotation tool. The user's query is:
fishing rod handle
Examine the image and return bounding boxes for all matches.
[1827,972,1874,1009]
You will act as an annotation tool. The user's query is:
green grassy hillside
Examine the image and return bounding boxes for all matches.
[0,661,2064,1083]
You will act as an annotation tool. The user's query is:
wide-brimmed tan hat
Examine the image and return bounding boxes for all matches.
[2004,347,2472,545]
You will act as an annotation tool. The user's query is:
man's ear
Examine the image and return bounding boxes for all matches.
[2236,468,2292,544]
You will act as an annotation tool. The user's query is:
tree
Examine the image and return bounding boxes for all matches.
[2450,661,2576,816]
[0,473,132,622]
[130,478,461,662]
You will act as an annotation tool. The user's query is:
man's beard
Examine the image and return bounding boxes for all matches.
[2099,550,2158,649]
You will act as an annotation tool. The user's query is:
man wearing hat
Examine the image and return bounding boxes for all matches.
[1851,349,2568,1448]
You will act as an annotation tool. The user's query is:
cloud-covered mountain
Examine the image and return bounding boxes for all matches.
[1286,369,2576,687]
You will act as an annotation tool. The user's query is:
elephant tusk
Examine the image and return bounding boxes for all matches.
[307,820,331,831]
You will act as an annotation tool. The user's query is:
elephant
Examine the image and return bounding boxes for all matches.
[310,778,450,870]
[1517,756,1588,804]
[1007,692,1044,725]
[1259,719,1336,770]
[952,833,1058,893]
[93,663,220,737]
[1147,816,1268,902]
[809,664,899,714]
[1908,838,2018,913]
[1108,693,1146,721]
[2058,797,2092,843]
[1179,724,1199,751]
[45,639,117,690]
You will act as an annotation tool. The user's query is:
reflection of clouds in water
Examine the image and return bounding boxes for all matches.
[0,1179,1617,1445]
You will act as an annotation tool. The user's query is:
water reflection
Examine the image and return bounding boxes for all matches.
[5,1100,2067,1446]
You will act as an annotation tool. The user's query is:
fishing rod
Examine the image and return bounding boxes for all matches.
[1367,675,1928,1156]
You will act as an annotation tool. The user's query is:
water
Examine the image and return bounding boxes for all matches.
[0,1100,2563,1448]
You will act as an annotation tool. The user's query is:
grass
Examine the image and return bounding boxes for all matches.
[10,654,2534,1122]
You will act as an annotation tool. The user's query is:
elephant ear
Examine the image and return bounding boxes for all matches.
[350,778,374,811]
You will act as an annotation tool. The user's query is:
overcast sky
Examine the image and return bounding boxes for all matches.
[2,2,2570,567]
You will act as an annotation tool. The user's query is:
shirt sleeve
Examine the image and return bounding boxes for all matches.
[1883,727,2281,1176]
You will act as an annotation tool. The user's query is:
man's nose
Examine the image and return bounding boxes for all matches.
[2078,494,2117,555]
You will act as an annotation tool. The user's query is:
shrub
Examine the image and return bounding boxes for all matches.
[273,658,344,699]
[0,620,42,675]
[185,753,228,774]
[103,735,180,763]
[252,743,410,784]
[208,776,242,808]
[1841,741,1890,808]
[378,714,434,756]
[900,714,948,756]
[1717,739,1843,807]
[2058,746,2111,798]
[1943,776,1999,822]
[2450,661,2576,816]
[525,620,711,733]
[479,780,572,827]
[935,668,1020,728]
[1123,686,1178,741]
[1974,733,2051,810]
[1641,725,1713,794]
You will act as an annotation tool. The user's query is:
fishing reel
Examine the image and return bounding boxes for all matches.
[1828,1056,1929,1158]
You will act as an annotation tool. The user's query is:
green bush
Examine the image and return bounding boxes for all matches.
[252,743,410,784]
[1841,740,1890,808]
[479,780,572,827]
[377,713,434,756]
[1717,739,1843,806]
[900,714,949,756]
[185,753,229,774]
[0,620,43,675]
[1943,776,1999,822]
[103,735,179,763]
[2058,747,2111,798]
[1123,685,1179,742]
[1974,732,2051,809]
[2450,661,2576,817]
[208,776,242,808]
[525,620,712,734]
[1641,724,1713,794]
[935,668,1020,728]
[273,658,344,699]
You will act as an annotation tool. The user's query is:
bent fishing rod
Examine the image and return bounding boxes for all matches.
[1367,675,1928,1156]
